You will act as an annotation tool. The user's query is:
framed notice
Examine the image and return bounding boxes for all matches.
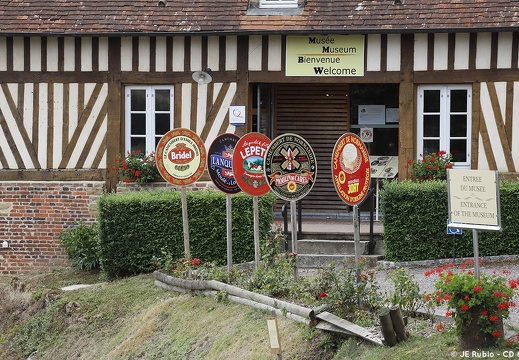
[447,169,501,231]
[358,105,385,125]
[386,108,399,123]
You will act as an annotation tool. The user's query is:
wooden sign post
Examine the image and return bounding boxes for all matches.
[155,128,206,261]
[267,311,283,359]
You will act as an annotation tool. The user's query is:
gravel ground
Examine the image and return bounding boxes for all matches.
[376,255,519,331]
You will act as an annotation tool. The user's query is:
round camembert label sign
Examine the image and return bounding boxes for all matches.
[155,128,206,186]
[233,132,271,196]
[332,132,370,206]
[264,133,317,202]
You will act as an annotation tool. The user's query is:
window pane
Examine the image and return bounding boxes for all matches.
[450,115,467,137]
[154,137,161,150]
[423,140,439,155]
[131,90,146,111]
[131,114,146,135]
[423,90,440,112]
[423,115,440,137]
[450,140,467,162]
[130,137,146,152]
[450,90,468,112]
[155,114,171,135]
[155,90,171,111]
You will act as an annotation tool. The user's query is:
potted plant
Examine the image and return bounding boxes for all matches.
[425,260,518,349]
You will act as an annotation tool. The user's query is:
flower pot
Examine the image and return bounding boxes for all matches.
[458,307,503,350]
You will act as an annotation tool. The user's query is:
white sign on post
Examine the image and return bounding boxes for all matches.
[447,169,501,280]
[447,169,501,232]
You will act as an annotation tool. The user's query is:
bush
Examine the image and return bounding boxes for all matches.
[380,180,519,262]
[97,189,276,279]
[59,221,100,270]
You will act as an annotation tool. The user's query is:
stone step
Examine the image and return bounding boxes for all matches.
[297,239,370,255]
[297,254,384,269]
[288,231,382,241]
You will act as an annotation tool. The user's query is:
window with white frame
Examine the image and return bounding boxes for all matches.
[259,0,298,8]
[417,85,472,168]
[125,86,174,154]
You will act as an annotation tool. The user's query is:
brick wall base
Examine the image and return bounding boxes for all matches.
[0,181,104,275]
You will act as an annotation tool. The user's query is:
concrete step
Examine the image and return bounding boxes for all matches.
[297,254,384,269]
[297,239,370,255]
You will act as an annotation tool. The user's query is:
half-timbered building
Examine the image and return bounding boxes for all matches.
[1,0,518,273]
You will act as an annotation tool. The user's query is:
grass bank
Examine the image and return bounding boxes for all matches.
[0,269,515,360]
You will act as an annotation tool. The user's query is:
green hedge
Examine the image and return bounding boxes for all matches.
[98,189,276,279]
[380,180,519,262]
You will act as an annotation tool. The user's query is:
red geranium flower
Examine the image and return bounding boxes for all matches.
[460,304,470,311]
[489,315,499,322]
[319,292,327,299]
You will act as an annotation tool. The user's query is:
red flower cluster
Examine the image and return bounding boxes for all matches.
[191,258,201,266]
[112,149,159,183]
[425,260,518,337]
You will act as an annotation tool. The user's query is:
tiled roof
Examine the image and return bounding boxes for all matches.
[0,0,518,35]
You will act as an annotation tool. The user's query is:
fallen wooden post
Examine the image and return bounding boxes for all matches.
[153,271,315,321]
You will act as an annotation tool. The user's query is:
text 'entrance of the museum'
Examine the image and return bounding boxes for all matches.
[252,83,399,217]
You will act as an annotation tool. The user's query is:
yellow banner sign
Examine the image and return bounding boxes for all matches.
[286,35,364,76]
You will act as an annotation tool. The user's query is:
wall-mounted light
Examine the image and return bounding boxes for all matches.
[192,68,213,85]
[2,240,8,248]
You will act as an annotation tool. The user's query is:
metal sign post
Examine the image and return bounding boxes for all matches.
[331,133,371,267]
[226,193,233,273]
[253,196,260,267]
[207,133,241,274]
[264,133,317,278]
[233,132,272,268]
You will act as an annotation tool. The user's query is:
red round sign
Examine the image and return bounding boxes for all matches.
[332,133,371,206]
[155,128,206,186]
[233,132,271,196]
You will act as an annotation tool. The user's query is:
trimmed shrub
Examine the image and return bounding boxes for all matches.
[97,189,275,279]
[380,180,519,262]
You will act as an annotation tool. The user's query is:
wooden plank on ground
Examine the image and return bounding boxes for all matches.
[316,311,383,345]
[315,321,354,335]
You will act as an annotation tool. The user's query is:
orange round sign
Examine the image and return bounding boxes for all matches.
[155,128,206,186]
[332,133,371,206]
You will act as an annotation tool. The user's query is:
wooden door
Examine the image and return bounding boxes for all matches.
[274,84,351,215]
